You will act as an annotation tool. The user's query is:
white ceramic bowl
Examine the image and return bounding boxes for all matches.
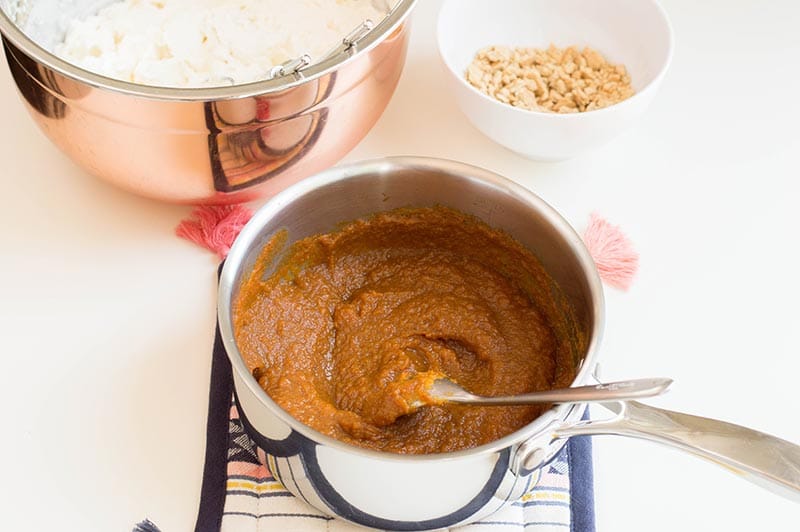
[437,0,674,161]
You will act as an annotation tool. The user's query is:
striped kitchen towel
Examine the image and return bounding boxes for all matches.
[194,325,596,532]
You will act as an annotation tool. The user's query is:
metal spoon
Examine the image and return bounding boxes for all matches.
[411,377,673,408]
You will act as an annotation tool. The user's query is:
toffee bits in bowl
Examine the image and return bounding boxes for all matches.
[437,0,673,160]
[233,206,578,454]
[466,44,635,114]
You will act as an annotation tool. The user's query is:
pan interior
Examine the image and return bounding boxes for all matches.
[232,162,600,392]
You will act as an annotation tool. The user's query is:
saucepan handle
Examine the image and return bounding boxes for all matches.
[555,400,800,502]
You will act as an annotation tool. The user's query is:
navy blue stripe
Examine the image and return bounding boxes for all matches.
[227,474,278,482]
[527,522,570,528]
[225,490,294,499]
[194,315,233,532]
[222,511,333,520]
[568,408,596,532]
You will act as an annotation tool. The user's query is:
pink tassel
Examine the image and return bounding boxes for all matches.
[582,213,639,291]
[175,205,639,288]
[176,205,254,259]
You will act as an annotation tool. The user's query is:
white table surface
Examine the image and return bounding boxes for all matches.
[1,0,799,530]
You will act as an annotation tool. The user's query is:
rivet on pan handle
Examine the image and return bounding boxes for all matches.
[555,400,800,503]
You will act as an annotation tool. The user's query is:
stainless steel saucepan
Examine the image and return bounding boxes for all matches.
[218,157,800,530]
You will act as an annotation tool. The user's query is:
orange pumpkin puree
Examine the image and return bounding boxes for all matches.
[234,207,579,454]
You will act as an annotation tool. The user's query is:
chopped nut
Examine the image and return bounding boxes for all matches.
[466,44,635,113]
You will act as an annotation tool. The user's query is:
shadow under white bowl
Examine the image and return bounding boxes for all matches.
[437,0,674,161]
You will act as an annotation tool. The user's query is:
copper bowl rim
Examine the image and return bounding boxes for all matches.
[0,0,417,101]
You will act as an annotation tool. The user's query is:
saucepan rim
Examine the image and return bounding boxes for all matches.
[217,156,605,462]
[0,0,417,101]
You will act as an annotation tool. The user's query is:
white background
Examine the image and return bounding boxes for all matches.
[1,0,799,530]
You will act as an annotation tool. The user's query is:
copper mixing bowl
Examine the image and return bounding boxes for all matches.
[0,0,416,204]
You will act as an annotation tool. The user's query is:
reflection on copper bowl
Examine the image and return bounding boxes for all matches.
[0,0,417,204]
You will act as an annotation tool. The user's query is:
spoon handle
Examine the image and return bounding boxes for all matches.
[458,378,673,405]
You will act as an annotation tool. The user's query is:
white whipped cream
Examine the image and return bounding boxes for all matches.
[55,0,390,87]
